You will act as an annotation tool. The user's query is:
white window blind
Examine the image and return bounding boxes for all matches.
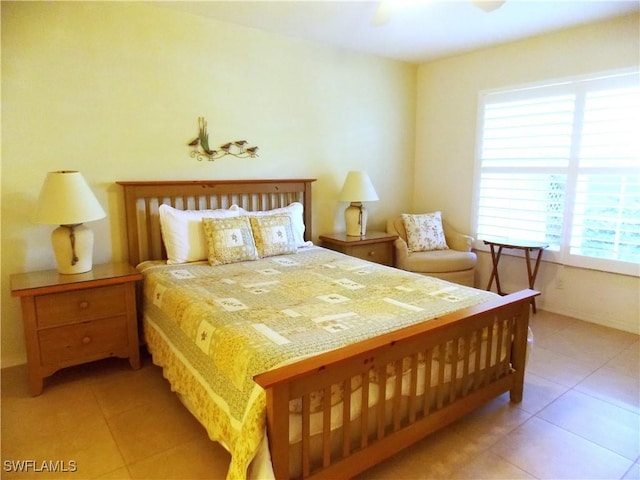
[475,70,640,276]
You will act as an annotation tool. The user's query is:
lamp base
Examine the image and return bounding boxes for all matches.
[51,224,94,274]
[345,202,368,237]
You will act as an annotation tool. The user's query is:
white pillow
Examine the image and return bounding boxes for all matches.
[401,212,449,252]
[158,204,240,264]
[238,202,308,247]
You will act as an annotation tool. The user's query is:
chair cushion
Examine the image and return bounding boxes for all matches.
[402,249,477,274]
[401,212,449,252]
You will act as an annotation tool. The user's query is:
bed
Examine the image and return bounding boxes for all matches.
[117,179,538,480]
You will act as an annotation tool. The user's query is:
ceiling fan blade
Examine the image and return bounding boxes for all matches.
[372,1,393,26]
[372,0,506,28]
[471,0,506,12]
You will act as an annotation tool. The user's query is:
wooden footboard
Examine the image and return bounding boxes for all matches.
[254,289,538,480]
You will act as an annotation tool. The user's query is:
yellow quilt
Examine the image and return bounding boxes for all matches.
[139,246,494,479]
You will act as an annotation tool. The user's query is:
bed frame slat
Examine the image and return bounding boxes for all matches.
[376,367,387,440]
[450,338,460,403]
[341,378,351,458]
[321,385,331,468]
[461,333,470,397]
[422,348,433,417]
[392,359,403,431]
[475,328,485,389]
[360,374,370,449]
[485,322,495,385]
[301,394,311,478]
[408,354,419,423]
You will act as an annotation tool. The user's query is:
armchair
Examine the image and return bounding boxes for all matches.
[386,215,477,287]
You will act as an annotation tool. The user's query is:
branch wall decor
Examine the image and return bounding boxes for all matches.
[188,117,259,161]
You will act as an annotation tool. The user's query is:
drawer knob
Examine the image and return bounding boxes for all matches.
[368,251,375,256]
[82,336,92,345]
[79,301,90,309]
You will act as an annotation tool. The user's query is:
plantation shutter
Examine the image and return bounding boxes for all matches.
[476,91,574,251]
[570,85,640,264]
[475,69,640,275]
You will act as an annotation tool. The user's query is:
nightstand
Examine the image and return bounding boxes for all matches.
[319,231,398,267]
[10,262,142,396]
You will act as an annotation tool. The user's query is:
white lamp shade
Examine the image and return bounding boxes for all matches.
[338,171,379,203]
[339,171,378,237]
[35,171,106,225]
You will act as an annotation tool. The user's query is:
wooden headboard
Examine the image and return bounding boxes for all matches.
[116,179,316,266]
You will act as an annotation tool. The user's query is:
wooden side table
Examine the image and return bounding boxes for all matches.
[484,239,548,313]
[10,262,142,395]
[319,231,398,267]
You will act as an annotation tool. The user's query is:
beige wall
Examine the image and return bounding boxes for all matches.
[1,2,416,367]
[415,14,640,334]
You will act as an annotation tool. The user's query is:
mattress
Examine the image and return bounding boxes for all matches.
[138,246,497,479]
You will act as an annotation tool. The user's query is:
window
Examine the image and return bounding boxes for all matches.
[474,69,639,276]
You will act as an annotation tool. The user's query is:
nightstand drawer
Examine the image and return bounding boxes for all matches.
[38,315,129,365]
[349,243,393,266]
[320,231,397,267]
[35,284,127,328]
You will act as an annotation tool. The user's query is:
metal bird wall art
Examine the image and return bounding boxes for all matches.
[188,117,259,161]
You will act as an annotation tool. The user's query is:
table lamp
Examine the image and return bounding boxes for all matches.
[34,171,106,274]
[338,171,379,237]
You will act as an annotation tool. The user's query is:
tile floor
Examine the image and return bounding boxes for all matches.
[1,310,639,479]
